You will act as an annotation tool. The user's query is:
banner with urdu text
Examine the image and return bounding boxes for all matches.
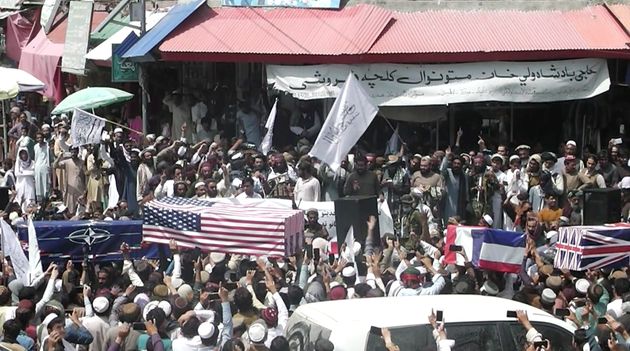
[266,58,610,106]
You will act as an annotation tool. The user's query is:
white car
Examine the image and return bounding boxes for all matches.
[286,295,576,351]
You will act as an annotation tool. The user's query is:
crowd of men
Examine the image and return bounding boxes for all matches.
[0,98,628,351]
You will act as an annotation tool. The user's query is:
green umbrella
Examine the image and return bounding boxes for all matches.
[51,87,134,114]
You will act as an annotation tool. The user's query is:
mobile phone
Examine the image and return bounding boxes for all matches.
[554,308,570,317]
[369,326,382,337]
[313,248,320,263]
[435,310,443,322]
[208,293,220,300]
[305,244,313,259]
[533,340,547,348]
[328,255,335,265]
[574,300,586,308]
[223,282,237,290]
[449,245,462,252]
[598,317,608,324]
[132,322,146,331]
[506,311,517,318]
[64,309,74,315]
[229,273,237,282]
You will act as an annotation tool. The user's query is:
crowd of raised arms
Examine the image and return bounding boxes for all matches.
[0,97,629,351]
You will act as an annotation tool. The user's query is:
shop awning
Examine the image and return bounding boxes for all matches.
[18,11,108,103]
[86,12,168,63]
[367,5,630,62]
[158,4,393,62]
[18,29,63,102]
[121,0,205,59]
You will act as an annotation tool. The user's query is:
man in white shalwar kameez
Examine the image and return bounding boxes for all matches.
[33,132,52,203]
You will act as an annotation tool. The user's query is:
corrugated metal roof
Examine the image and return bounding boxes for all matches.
[159,4,393,55]
[607,4,630,36]
[47,12,110,44]
[369,6,630,54]
[121,0,205,58]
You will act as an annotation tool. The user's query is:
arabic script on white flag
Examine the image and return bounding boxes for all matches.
[71,108,106,147]
[309,72,378,171]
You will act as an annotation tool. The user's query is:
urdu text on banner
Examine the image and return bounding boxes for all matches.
[266,58,610,106]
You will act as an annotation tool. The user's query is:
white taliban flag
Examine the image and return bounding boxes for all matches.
[259,99,278,155]
[71,108,106,147]
[378,200,394,237]
[0,219,29,284]
[27,217,43,284]
[309,72,378,171]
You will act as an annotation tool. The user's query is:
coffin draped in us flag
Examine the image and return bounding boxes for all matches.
[554,223,630,271]
[142,197,304,257]
[443,225,526,273]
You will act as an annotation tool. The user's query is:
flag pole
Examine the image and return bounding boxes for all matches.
[75,109,143,135]
[381,116,406,147]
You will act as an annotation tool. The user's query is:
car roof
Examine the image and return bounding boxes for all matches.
[292,295,575,331]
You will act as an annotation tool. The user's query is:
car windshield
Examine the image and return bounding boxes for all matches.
[366,322,502,351]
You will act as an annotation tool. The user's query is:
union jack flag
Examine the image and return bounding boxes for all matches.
[554,223,630,271]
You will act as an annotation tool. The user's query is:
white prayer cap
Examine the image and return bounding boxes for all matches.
[541,288,556,304]
[41,124,51,130]
[480,281,499,296]
[198,321,216,339]
[482,214,493,226]
[312,237,328,253]
[130,148,141,155]
[177,146,187,157]
[146,134,156,141]
[210,252,226,263]
[171,277,184,289]
[56,204,67,214]
[143,300,159,321]
[60,113,68,119]
[566,140,577,147]
[114,128,124,134]
[341,266,356,278]
[509,155,520,163]
[101,131,110,142]
[195,182,206,189]
[621,176,630,189]
[157,300,172,317]
[575,278,590,295]
[515,144,531,151]
[155,136,165,143]
[93,296,110,313]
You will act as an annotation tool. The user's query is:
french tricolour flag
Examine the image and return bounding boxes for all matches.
[444,225,525,273]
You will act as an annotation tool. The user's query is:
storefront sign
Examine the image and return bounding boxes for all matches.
[61,1,93,75]
[267,58,610,106]
[112,43,139,82]
[222,0,339,9]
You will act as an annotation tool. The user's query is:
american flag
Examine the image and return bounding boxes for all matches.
[554,223,630,270]
[143,197,304,257]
